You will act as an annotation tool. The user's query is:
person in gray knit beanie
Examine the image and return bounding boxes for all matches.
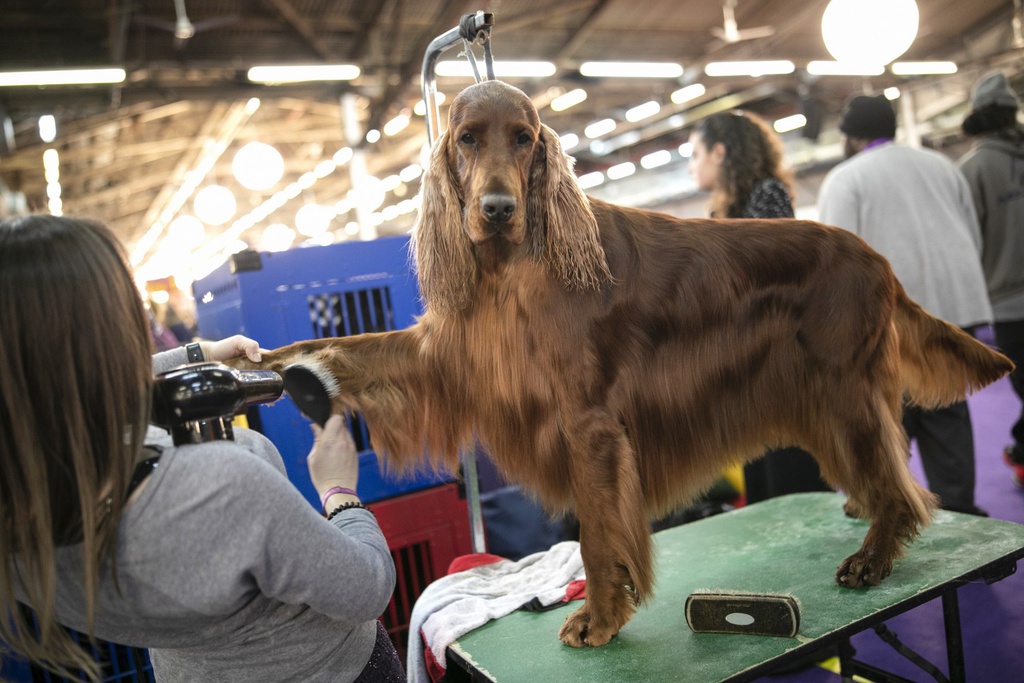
[958,71,1024,486]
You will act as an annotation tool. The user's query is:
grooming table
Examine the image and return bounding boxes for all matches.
[444,492,1024,682]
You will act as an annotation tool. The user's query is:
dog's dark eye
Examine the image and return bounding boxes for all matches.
[516,132,533,146]
[460,132,476,145]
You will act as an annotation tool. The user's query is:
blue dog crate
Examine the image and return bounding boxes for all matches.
[192,236,453,507]
[1,605,153,682]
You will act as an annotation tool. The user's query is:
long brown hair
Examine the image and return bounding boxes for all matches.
[692,110,794,218]
[0,215,153,680]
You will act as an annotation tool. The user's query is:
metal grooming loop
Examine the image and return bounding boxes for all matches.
[419,12,496,554]
[421,11,495,146]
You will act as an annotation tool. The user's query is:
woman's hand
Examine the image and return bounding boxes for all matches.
[308,415,361,510]
[200,335,263,363]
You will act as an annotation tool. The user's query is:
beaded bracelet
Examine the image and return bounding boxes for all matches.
[327,501,370,520]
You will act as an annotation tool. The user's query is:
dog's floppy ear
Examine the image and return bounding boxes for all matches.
[528,124,611,291]
[412,128,477,314]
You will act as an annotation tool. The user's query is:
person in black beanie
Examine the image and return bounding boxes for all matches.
[958,71,1024,488]
[818,93,994,516]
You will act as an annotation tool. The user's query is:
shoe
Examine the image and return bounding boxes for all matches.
[1003,445,1024,489]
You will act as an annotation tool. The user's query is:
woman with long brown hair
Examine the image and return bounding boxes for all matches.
[0,214,403,682]
[688,109,795,218]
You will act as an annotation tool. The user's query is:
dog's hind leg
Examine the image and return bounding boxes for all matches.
[557,411,652,647]
[811,387,936,588]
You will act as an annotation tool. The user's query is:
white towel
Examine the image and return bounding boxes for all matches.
[406,540,585,682]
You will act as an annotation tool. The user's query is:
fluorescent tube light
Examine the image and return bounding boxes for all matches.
[584,118,617,139]
[577,171,605,189]
[580,62,684,78]
[606,162,636,180]
[773,114,807,133]
[704,61,795,77]
[550,88,588,111]
[434,61,556,78]
[806,61,885,76]
[891,61,957,75]
[671,84,706,104]
[640,150,672,169]
[247,64,360,83]
[0,68,126,86]
[625,101,661,122]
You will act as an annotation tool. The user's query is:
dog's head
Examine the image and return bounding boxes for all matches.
[413,80,610,314]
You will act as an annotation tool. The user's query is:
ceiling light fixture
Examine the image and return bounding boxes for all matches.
[671,84,706,104]
[577,171,605,189]
[233,142,284,191]
[434,61,556,78]
[247,64,360,84]
[705,61,795,77]
[891,61,958,75]
[640,150,672,169]
[773,114,807,133]
[606,162,636,180]
[806,61,885,76]
[625,101,661,123]
[0,67,126,87]
[550,88,588,112]
[579,62,684,78]
[414,92,445,115]
[822,0,918,66]
[38,115,56,142]
[383,112,411,136]
[584,118,617,139]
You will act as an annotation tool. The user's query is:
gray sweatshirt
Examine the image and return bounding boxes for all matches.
[818,142,993,329]
[958,129,1024,322]
[18,348,396,682]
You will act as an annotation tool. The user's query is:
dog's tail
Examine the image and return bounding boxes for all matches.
[895,287,1013,409]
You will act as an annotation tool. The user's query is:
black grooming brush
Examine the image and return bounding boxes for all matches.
[282,360,339,427]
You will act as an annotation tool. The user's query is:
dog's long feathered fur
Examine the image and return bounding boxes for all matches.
[231,80,1013,647]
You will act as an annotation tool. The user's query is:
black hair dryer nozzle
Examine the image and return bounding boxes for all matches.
[151,362,283,444]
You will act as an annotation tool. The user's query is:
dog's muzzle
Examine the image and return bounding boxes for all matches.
[480,193,517,230]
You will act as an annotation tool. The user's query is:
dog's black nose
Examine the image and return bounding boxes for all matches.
[480,193,516,224]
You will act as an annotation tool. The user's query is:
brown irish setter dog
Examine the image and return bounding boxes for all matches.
[232,80,1013,647]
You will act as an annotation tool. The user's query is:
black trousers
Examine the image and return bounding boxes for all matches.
[994,318,1024,460]
[902,401,976,510]
[744,447,831,505]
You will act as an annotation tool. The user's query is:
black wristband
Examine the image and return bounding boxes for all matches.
[185,342,204,363]
[327,501,370,520]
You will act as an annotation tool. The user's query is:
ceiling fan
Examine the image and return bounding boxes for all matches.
[135,0,239,49]
[710,0,776,44]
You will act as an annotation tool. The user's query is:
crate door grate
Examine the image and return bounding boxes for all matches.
[308,287,396,451]
[380,541,433,662]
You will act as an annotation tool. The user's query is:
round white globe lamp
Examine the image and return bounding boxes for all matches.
[233,142,285,191]
[822,0,919,66]
[261,223,296,252]
[193,185,237,226]
[166,214,206,251]
[295,203,334,237]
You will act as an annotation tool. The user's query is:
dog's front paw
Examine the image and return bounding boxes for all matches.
[835,551,892,588]
[558,606,618,647]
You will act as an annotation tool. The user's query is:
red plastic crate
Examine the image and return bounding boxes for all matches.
[367,483,473,661]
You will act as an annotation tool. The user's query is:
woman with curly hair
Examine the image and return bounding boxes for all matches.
[688,110,795,218]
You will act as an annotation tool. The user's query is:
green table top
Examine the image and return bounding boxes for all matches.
[449,492,1024,682]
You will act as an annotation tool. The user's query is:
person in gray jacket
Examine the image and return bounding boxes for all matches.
[0,214,403,682]
[959,71,1024,488]
[818,95,993,516]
